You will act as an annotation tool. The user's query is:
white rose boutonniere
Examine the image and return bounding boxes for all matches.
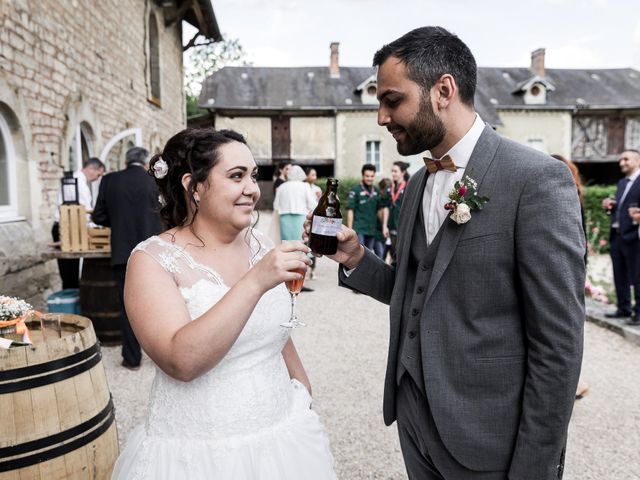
[450,202,472,224]
[444,175,489,225]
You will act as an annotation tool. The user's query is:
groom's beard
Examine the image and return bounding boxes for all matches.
[396,94,446,156]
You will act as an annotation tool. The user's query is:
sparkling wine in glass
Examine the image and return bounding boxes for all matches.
[281,268,307,328]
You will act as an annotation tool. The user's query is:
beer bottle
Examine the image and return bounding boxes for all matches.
[309,178,342,255]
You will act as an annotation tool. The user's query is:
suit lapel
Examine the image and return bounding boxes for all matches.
[616,178,625,203]
[424,125,501,305]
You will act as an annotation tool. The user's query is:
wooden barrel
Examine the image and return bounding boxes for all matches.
[0,314,119,479]
[80,258,122,345]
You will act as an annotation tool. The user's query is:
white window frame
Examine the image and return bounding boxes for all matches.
[0,113,19,222]
[365,140,381,172]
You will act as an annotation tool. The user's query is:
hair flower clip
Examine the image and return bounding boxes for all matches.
[152,157,168,179]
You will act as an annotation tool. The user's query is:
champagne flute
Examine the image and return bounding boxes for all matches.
[281,267,307,328]
[41,313,62,339]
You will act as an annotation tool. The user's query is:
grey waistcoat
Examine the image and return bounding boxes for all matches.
[396,203,445,393]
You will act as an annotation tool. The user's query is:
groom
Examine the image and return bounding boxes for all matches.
[317,27,585,479]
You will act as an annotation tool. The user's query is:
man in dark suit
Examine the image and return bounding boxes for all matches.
[93,147,162,369]
[313,27,585,479]
[602,149,640,324]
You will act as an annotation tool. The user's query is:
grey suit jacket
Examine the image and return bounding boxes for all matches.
[340,126,585,479]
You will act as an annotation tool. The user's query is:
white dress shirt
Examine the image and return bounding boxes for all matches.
[619,169,640,205]
[423,114,485,245]
[53,170,94,222]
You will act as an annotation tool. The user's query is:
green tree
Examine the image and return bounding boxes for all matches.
[184,35,249,117]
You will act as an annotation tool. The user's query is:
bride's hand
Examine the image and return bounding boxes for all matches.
[248,241,312,293]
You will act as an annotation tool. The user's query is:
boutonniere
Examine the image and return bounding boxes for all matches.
[444,175,489,225]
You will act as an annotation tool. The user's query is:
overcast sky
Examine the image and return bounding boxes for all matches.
[205,0,640,70]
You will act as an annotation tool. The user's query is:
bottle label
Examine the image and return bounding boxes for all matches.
[311,216,342,236]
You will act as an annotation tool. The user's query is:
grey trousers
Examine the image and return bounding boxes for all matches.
[396,375,508,480]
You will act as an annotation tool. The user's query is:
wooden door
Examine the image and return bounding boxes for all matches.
[271,116,290,160]
[607,116,626,155]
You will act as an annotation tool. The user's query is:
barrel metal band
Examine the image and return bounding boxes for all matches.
[0,342,100,381]
[0,347,102,394]
[0,398,115,471]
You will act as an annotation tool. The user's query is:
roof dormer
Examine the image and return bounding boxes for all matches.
[355,74,378,105]
[511,47,555,105]
[512,75,555,105]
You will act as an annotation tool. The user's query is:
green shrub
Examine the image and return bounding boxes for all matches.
[583,185,616,255]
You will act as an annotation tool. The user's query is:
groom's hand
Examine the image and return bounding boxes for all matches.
[302,213,365,269]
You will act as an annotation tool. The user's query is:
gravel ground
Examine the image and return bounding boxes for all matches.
[102,238,640,479]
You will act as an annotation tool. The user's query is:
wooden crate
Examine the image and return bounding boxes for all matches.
[88,227,111,252]
[59,205,89,252]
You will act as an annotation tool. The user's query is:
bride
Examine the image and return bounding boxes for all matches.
[111,128,336,479]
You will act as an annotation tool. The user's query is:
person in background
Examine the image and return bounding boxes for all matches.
[92,146,162,370]
[273,161,291,193]
[601,149,640,323]
[304,167,322,279]
[552,154,590,399]
[347,164,386,259]
[388,161,410,263]
[305,167,322,201]
[52,157,105,289]
[274,165,318,242]
[378,177,393,263]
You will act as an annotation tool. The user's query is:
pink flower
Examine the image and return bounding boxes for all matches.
[592,227,599,234]
[599,239,608,247]
[458,184,467,197]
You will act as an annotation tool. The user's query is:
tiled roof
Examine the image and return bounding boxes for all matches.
[200,65,640,126]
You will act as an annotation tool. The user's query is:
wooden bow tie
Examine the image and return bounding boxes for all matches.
[423,155,458,173]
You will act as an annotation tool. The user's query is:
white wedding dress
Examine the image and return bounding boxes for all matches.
[111,232,336,479]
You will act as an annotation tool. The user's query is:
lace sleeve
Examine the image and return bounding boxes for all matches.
[129,236,225,289]
[130,236,183,278]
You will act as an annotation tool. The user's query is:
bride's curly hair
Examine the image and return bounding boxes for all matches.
[148,127,247,229]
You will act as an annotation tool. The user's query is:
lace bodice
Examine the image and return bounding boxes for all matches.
[130,230,295,441]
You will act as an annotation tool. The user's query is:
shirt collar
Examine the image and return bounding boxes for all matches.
[628,170,640,182]
[75,170,87,181]
[438,113,485,168]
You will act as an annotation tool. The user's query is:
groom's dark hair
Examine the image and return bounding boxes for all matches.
[372,26,477,108]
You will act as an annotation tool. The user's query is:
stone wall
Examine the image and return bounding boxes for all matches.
[0,0,187,305]
[496,110,572,158]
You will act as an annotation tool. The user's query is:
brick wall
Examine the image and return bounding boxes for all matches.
[0,0,188,305]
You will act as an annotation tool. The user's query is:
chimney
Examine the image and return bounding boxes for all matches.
[330,42,340,78]
[530,48,545,77]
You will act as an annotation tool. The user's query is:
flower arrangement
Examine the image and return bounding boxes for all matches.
[0,295,37,348]
[444,175,489,225]
[0,296,33,321]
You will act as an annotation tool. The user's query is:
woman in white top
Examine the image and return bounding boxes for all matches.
[305,167,322,201]
[273,165,317,241]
